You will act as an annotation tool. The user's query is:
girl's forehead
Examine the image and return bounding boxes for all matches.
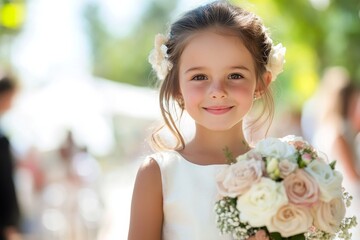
[183,28,240,45]
[179,29,255,71]
[180,28,250,58]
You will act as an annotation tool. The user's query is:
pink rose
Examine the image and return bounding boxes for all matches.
[216,159,263,197]
[283,169,319,207]
[247,230,269,240]
[278,159,297,178]
[267,204,313,237]
[312,197,346,234]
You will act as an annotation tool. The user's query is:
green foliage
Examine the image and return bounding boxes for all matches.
[329,160,337,170]
[223,146,236,164]
[0,0,26,65]
[269,231,306,240]
[0,0,25,32]
[233,0,360,109]
[83,0,179,87]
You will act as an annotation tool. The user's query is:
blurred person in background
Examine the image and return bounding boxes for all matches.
[301,66,360,238]
[339,80,360,177]
[302,67,360,180]
[0,70,22,240]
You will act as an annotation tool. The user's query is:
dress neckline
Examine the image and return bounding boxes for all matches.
[170,150,229,167]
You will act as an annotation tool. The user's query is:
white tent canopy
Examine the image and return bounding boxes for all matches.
[2,74,160,156]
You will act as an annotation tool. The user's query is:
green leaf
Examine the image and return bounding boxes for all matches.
[329,160,337,170]
[223,146,236,164]
[269,232,305,240]
[269,232,283,240]
[289,233,305,240]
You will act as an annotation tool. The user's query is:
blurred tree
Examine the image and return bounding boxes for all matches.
[0,0,25,31]
[0,0,26,65]
[83,0,179,87]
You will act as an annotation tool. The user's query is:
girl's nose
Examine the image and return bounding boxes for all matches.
[210,82,227,99]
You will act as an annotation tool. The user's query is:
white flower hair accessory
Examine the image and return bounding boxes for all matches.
[148,33,173,80]
[265,43,286,81]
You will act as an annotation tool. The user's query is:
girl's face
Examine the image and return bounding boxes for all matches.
[178,30,257,131]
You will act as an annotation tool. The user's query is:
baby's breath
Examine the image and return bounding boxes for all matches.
[214,197,260,239]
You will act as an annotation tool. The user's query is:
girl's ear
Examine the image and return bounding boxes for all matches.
[255,71,272,94]
[263,71,272,88]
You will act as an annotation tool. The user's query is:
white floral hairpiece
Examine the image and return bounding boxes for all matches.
[265,43,286,81]
[148,33,173,80]
[149,33,285,82]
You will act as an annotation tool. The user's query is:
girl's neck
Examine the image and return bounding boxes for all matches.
[179,123,250,165]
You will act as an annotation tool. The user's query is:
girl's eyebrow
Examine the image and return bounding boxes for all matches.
[230,66,250,72]
[185,65,250,74]
[185,66,205,74]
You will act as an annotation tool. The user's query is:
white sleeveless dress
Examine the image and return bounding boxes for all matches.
[150,150,233,240]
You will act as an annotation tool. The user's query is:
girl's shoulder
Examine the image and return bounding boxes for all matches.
[132,151,179,200]
[132,152,172,201]
[143,150,180,168]
[134,150,179,181]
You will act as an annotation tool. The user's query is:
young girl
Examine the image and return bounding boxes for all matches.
[128,1,285,239]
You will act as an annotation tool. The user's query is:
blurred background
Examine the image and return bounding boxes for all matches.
[0,0,359,239]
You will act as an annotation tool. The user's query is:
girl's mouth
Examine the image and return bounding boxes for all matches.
[203,106,234,115]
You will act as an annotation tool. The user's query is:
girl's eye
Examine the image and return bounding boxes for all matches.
[228,73,244,79]
[191,74,207,81]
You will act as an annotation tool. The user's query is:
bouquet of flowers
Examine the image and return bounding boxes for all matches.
[215,135,357,240]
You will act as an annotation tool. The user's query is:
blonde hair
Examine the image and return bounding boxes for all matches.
[151,0,275,151]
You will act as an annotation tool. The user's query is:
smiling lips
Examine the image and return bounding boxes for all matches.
[203,106,234,115]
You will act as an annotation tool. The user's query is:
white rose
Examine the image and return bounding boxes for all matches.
[255,138,297,161]
[216,159,263,198]
[267,204,313,237]
[236,177,288,227]
[305,159,343,202]
[280,135,305,143]
[312,197,346,234]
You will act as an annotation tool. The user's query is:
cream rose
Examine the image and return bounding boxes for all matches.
[305,160,343,202]
[216,158,263,197]
[236,177,288,227]
[267,204,313,237]
[255,138,297,161]
[312,197,346,234]
[283,169,319,207]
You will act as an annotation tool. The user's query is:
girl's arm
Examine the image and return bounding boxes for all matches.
[128,158,163,240]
